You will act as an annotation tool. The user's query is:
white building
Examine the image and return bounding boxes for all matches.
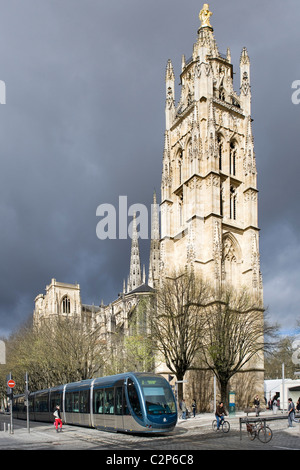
[265,379,300,410]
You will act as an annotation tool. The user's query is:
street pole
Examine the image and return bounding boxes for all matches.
[7,372,13,434]
[214,375,216,411]
[282,363,285,413]
[25,372,30,433]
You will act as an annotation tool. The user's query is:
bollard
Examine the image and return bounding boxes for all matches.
[3,422,6,432]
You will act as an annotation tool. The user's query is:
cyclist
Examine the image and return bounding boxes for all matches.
[215,401,227,430]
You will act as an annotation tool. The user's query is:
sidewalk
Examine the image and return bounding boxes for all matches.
[176,409,300,433]
[0,409,298,451]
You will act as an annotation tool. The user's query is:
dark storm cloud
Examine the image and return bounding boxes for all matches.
[0,0,299,336]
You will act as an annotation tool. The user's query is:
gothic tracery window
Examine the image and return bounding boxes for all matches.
[178,150,183,185]
[222,235,240,285]
[230,141,236,176]
[219,87,225,101]
[220,185,224,216]
[230,186,237,220]
[217,135,223,170]
[62,296,70,314]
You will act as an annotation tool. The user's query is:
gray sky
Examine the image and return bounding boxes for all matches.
[0,0,299,337]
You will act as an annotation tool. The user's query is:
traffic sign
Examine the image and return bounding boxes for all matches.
[7,379,15,388]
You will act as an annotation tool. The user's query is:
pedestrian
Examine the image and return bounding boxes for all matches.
[288,398,299,428]
[253,395,260,417]
[191,399,196,418]
[215,402,227,430]
[53,405,63,432]
[296,397,300,412]
[268,398,272,410]
[272,396,278,415]
[181,399,187,419]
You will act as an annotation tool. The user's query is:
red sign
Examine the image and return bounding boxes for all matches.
[7,379,15,388]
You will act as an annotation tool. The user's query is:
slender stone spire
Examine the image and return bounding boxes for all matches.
[148,191,160,288]
[128,213,142,292]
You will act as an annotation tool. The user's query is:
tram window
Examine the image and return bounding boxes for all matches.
[65,391,79,412]
[104,388,114,414]
[65,392,72,412]
[50,392,61,412]
[115,387,123,415]
[80,390,89,413]
[73,392,80,412]
[143,387,173,414]
[94,388,105,414]
[127,379,142,418]
[28,397,34,412]
[137,376,176,414]
[34,394,49,412]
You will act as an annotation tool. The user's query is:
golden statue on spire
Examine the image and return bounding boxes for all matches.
[199,3,213,28]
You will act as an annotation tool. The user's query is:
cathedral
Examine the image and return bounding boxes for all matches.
[33,5,264,406]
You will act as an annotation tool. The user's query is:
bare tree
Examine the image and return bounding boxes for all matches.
[149,269,210,400]
[198,285,276,406]
[1,315,107,395]
[264,335,298,379]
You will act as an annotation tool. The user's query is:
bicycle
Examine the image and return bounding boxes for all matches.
[246,419,273,443]
[212,417,230,433]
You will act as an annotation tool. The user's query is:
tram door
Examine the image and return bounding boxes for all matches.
[114,386,124,430]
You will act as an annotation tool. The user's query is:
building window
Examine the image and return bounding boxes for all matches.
[218,136,223,170]
[219,87,225,101]
[62,296,70,314]
[178,151,183,185]
[230,142,236,176]
[220,186,224,216]
[230,186,237,220]
[178,192,183,226]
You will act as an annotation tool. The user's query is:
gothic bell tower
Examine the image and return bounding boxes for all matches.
[160,4,263,303]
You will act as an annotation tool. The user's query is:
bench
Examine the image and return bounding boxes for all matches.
[244,407,263,416]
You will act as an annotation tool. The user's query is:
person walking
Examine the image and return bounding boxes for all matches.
[53,405,63,432]
[288,398,299,428]
[272,396,278,414]
[181,399,187,419]
[253,395,260,417]
[191,399,196,418]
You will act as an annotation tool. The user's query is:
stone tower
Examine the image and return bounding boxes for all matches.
[160,4,263,304]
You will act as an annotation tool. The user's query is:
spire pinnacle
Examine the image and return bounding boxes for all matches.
[148,191,160,288]
[128,213,142,292]
[240,47,250,65]
[165,59,175,82]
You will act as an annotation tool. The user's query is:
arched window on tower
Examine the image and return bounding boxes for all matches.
[188,140,193,176]
[62,296,71,314]
[222,235,240,285]
[217,136,223,170]
[220,184,224,217]
[178,150,183,185]
[230,186,237,220]
[219,87,225,101]
[230,141,236,176]
[178,192,183,227]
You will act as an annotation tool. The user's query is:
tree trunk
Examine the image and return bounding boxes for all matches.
[220,380,229,409]
[176,374,184,402]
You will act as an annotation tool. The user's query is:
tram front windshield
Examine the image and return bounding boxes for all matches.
[137,376,176,415]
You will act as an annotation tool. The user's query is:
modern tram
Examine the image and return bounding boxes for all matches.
[13,372,177,433]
